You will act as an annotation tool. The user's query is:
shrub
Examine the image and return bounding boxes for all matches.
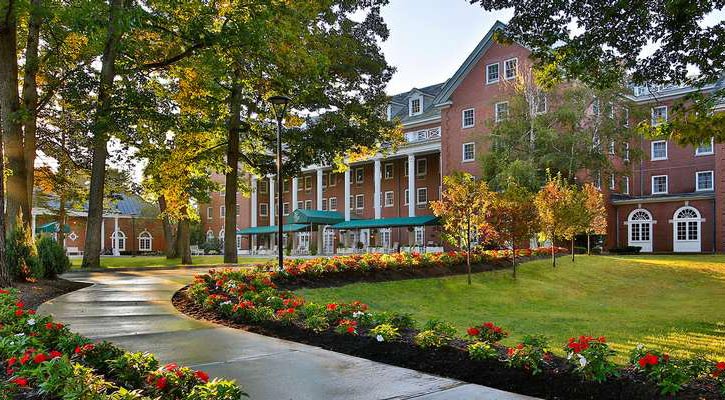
[108,351,159,389]
[466,321,508,343]
[468,341,498,361]
[564,336,618,382]
[629,345,712,394]
[608,246,642,254]
[187,379,248,400]
[414,319,457,349]
[6,222,40,281]
[335,319,358,335]
[369,324,400,342]
[506,335,552,375]
[36,236,71,278]
[373,311,416,330]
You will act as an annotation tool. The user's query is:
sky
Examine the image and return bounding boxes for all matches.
[379,0,513,95]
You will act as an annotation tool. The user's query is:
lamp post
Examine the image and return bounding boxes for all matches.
[268,95,291,271]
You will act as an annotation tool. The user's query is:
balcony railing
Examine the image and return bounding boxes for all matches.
[405,127,441,143]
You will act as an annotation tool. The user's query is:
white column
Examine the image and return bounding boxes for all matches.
[408,154,416,217]
[269,177,275,226]
[113,216,119,256]
[250,177,258,227]
[374,159,382,219]
[344,168,351,221]
[100,218,105,252]
[316,169,324,210]
[291,177,299,210]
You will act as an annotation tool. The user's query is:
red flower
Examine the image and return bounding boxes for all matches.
[20,354,30,365]
[516,343,524,350]
[326,303,338,311]
[194,370,209,383]
[155,376,167,390]
[15,301,24,308]
[45,322,54,329]
[507,348,515,357]
[15,309,23,317]
[8,357,17,366]
[638,353,659,368]
[27,310,35,315]
[467,327,480,337]
[164,363,178,371]
[716,361,725,370]
[0,289,9,294]
[49,350,63,359]
[598,336,606,343]
[33,353,48,364]
[10,377,28,387]
[346,326,355,334]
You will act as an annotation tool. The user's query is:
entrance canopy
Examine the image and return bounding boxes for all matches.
[330,215,439,230]
[290,209,345,225]
[237,224,309,235]
[35,222,71,234]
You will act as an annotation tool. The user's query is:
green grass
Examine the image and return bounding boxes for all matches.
[70,255,272,269]
[298,255,725,362]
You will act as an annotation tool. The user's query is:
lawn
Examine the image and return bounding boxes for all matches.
[298,254,725,362]
[70,255,272,269]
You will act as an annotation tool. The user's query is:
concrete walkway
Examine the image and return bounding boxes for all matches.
[39,269,534,400]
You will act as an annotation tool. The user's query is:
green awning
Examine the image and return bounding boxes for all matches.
[331,215,440,230]
[35,222,70,234]
[290,209,345,225]
[237,224,310,235]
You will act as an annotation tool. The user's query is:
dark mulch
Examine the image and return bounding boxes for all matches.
[12,278,91,309]
[173,286,724,400]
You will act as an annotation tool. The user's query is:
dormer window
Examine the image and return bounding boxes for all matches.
[409,96,422,116]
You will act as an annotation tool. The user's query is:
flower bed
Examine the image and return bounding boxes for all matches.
[0,288,246,399]
[176,256,725,400]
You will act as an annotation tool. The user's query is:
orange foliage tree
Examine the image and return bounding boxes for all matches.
[534,173,577,267]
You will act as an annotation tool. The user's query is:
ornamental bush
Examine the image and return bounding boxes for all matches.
[468,341,498,361]
[466,321,508,343]
[506,335,552,375]
[414,319,457,349]
[369,324,400,342]
[564,336,618,382]
[36,236,71,279]
[5,223,40,281]
[629,344,714,395]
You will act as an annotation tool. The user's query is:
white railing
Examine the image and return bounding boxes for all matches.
[406,127,441,143]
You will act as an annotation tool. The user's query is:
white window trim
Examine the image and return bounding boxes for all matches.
[304,176,312,191]
[384,191,394,207]
[355,194,365,210]
[609,174,616,190]
[282,202,290,216]
[304,200,312,210]
[409,95,423,117]
[207,207,213,220]
[495,101,509,122]
[624,143,630,161]
[110,230,127,252]
[329,173,336,186]
[259,203,269,216]
[462,108,475,128]
[486,62,499,84]
[329,197,337,211]
[651,175,668,194]
[696,170,714,191]
[695,137,714,156]
[416,158,427,177]
[504,58,518,80]
[404,189,409,205]
[137,231,153,252]
[384,163,394,180]
[651,106,668,126]
[623,176,630,195]
[651,140,668,161]
[220,206,226,218]
[416,187,428,205]
[355,167,364,183]
[462,142,476,162]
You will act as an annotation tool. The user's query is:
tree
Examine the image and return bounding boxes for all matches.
[470,1,725,146]
[579,182,608,256]
[490,179,539,278]
[533,173,576,267]
[481,73,641,192]
[431,172,497,285]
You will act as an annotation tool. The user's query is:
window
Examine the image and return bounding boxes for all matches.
[651,106,668,126]
[629,210,652,242]
[696,138,714,155]
[297,177,303,191]
[462,108,475,128]
[404,161,409,177]
[624,143,630,161]
[622,108,630,127]
[296,201,303,210]
[304,175,312,192]
[282,202,290,216]
[282,179,289,193]
[321,198,327,211]
[495,101,509,122]
[409,96,422,116]
[259,203,268,216]
[674,207,700,241]
[595,172,601,190]
[608,102,615,119]
[696,171,714,191]
[462,142,475,162]
[355,194,364,210]
[329,197,337,211]
[486,63,499,84]
[414,227,425,245]
[609,141,615,155]
[504,58,517,80]
[535,93,547,114]
[322,173,328,189]
[404,189,409,205]
[592,98,600,116]
[207,207,212,220]
[380,228,391,248]
[304,200,312,210]
[260,180,268,194]
[623,176,630,195]
[110,230,126,251]
[236,235,242,250]
[384,191,394,207]
[206,230,214,241]
[651,140,667,160]
[355,167,364,183]
[384,163,394,179]
[416,158,427,177]
[349,195,355,211]
[652,175,668,194]
[218,229,224,240]
[329,173,336,186]
[220,206,226,218]
[416,187,428,206]
[609,174,616,190]
[138,231,152,252]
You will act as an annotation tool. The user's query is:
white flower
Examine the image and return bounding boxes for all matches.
[636,343,644,350]
[376,335,384,342]
[14,333,24,337]
[220,301,232,306]
[352,311,364,318]
[578,354,588,367]
[27,318,36,326]
[567,352,572,360]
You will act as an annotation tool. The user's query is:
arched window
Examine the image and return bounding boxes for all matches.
[672,206,702,252]
[110,230,127,251]
[138,230,153,252]
[206,230,214,240]
[627,209,653,252]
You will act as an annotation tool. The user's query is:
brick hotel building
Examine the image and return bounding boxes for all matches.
[200,21,725,255]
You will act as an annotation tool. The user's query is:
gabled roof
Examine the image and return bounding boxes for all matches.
[433,20,508,106]
[388,82,446,126]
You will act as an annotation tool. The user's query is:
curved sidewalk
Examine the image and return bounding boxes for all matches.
[39,269,534,400]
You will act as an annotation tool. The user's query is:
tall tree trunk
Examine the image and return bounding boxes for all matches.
[82,0,125,269]
[1,0,29,231]
[177,217,191,264]
[571,237,575,262]
[223,80,243,264]
[158,196,177,259]
[22,0,41,215]
[587,232,591,256]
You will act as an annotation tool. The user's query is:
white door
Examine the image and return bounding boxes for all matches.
[627,209,653,252]
[323,227,335,254]
[672,206,701,252]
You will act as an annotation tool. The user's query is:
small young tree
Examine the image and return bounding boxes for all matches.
[580,182,608,255]
[534,173,576,267]
[490,179,539,278]
[431,172,497,285]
